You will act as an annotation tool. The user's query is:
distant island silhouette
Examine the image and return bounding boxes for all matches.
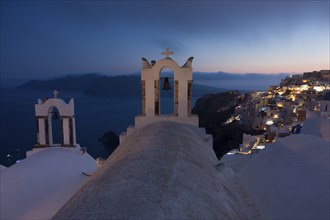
[18,73,231,97]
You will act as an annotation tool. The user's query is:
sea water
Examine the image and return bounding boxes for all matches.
[195,78,282,91]
[0,88,198,166]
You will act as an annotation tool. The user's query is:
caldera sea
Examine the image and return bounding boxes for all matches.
[0,76,283,167]
[0,88,198,166]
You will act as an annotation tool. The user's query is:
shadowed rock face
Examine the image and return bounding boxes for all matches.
[53,121,248,219]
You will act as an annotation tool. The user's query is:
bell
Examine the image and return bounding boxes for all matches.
[52,111,59,120]
[162,77,171,91]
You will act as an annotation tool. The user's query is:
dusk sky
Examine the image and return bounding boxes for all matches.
[1,0,329,80]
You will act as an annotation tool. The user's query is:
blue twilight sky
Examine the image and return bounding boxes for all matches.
[1,0,329,80]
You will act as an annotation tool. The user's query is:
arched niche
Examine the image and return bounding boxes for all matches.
[47,106,62,145]
[158,66,175,115]
[35,95,77,147]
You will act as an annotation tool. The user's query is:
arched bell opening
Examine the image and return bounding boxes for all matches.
[158,67,175,115]
[47,106,63,146]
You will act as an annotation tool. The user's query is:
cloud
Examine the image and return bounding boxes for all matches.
[1,1,328,79]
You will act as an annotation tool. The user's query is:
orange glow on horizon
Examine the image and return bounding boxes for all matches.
[194,65,329,74]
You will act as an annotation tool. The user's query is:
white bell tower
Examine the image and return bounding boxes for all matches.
[120,49,200,143]
[34,90,77,147]
[135,48,199,128]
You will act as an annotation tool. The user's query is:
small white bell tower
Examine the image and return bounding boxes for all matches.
[34,90,77,147]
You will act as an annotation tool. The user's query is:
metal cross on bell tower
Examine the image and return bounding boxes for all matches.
[161,48,174,58]
[53,89,59,98]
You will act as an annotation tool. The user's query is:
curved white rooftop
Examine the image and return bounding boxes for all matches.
[238,134,329,220]
[0,147,97,220]
[53,121,248,219]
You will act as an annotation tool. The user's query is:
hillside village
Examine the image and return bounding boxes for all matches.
[241,70,329,127]
[191,69,330,158]
[230,70,330,154]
